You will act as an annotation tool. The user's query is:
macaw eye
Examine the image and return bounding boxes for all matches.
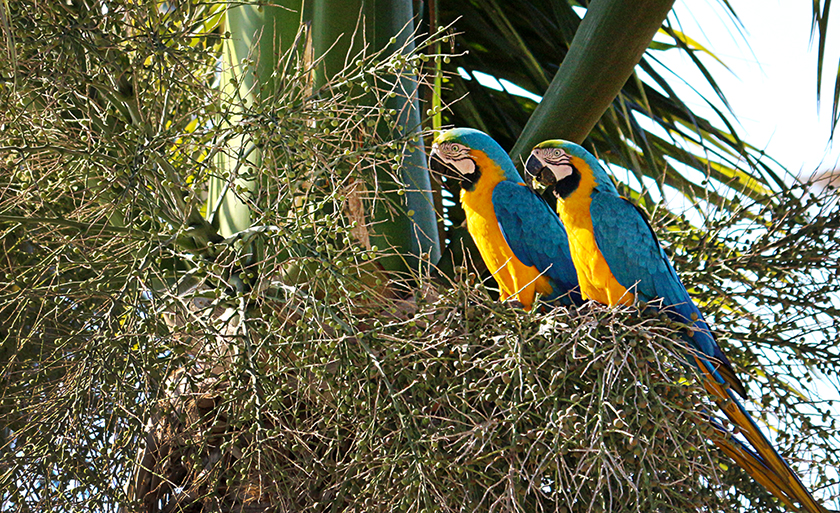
[552,149,564,158]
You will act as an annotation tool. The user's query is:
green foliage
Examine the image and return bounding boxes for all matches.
[210,0,441,273]
[438,0,787,213]
[508,0,675,159]
[0,1,445,508]
[662,183,840,484]
[14,284,786,513]
[811,0,840,135]
[1,1,839,512]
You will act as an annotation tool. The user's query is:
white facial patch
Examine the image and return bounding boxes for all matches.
[538,147,573,182]
[451,157,476,175]
[433,142,476,176]
[551,163,574,180]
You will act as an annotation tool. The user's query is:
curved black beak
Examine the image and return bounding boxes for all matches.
[525,154,557,187]
[429,146,458,180]
[524,154,542,178]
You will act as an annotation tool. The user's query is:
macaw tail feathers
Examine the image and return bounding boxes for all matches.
[714,360,748,399]
[695,355,828,513]
[712,433,798,512]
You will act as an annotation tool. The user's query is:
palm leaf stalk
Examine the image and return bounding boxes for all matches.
[509,0,676,158]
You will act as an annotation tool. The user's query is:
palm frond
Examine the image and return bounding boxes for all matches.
[438,0,793,217]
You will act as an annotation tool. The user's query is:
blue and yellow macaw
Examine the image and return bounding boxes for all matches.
[525,140,826,513]
[429,128,581,309]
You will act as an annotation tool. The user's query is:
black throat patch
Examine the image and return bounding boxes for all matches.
[459,164,481,191]
[552,164,581,199]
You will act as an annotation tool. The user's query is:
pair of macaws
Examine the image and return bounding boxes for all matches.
[430,128,827,513]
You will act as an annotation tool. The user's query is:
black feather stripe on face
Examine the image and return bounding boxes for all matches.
[457,161,481,190]
[552,164,581,199]
[429,152,481,191]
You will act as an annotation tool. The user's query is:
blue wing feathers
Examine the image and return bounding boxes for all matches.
[492,181,581,305]
[589,195,823,505]
[590,193,745,396]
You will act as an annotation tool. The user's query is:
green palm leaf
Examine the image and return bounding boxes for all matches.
[439,0,792,210]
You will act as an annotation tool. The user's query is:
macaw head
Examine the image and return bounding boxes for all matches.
[524,140,617,199]
[430,128,522,190]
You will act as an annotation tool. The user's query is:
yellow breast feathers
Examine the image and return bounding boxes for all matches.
[557,157,633,306]
[459,151,553,307]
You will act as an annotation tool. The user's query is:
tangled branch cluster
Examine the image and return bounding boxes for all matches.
[1,1,838,512]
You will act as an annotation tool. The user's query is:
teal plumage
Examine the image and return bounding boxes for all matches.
[430,128,581,308]
[526,139,827,513]
[492,181,579,299]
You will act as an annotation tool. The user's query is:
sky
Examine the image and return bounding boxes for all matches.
[459,1,840,178]
[665,0,840,177]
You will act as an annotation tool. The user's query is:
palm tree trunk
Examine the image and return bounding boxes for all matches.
[312,0,441,274]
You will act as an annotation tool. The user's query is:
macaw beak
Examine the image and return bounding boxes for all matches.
[429,144,459,180]
[525,154,557,188]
